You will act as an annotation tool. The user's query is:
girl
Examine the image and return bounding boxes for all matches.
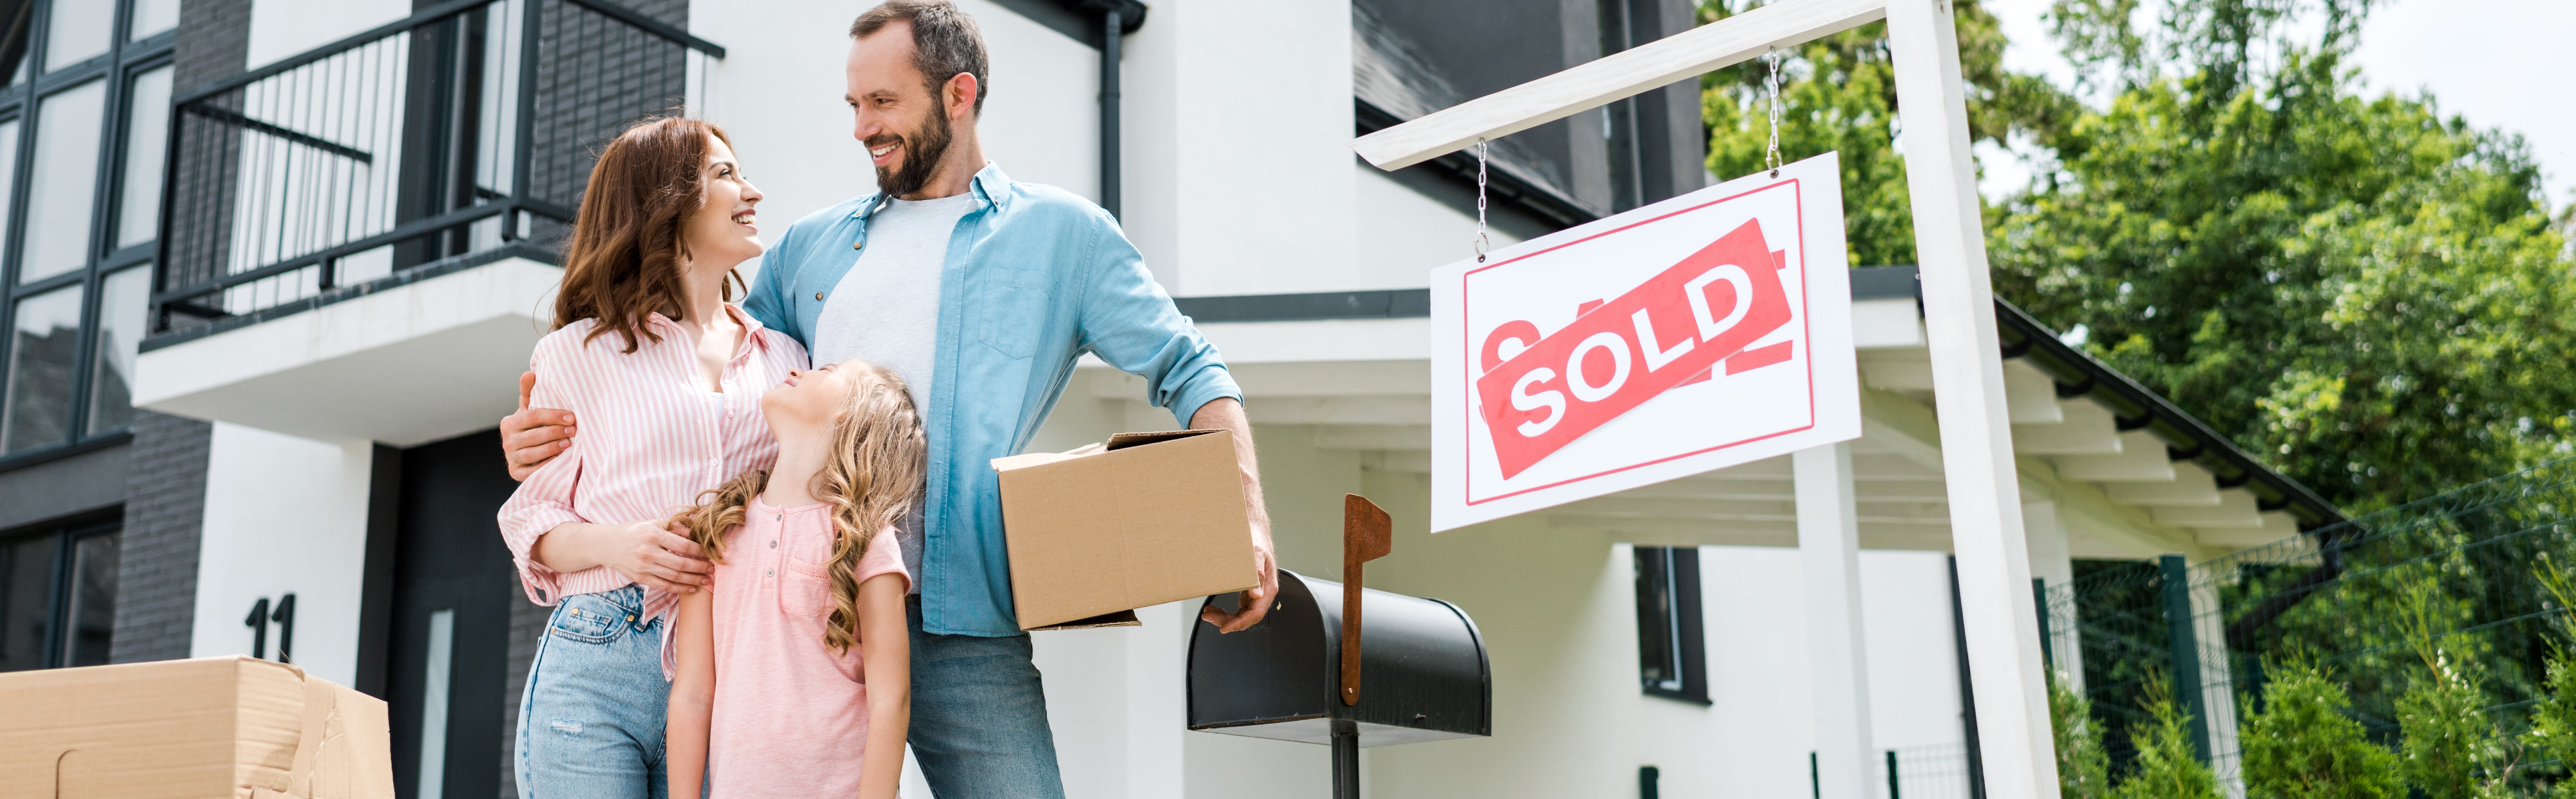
[495,116,801,798]
[667,360,922,799]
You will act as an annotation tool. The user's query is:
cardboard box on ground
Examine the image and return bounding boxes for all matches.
[0,656,394,799]
[993,429,1261,631]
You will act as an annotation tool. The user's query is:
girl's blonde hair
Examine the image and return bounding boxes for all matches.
[678,361,925,653]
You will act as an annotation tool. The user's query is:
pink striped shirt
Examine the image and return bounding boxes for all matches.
[497,306,809,631]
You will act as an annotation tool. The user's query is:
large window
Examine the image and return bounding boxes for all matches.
[0,0,174,466]
[1634,545,1709,703]
[0,516,119,671]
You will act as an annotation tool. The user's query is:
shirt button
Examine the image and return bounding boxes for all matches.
[770,540,777,548]
[766,569,774,576]
[815,291,826,300]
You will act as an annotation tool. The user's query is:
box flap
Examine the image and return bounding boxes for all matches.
[1028,609,1142,631]
[0,656,392,799]
[1105,429,1226,451]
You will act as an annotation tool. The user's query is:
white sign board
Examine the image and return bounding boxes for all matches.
[1429,153,1861,532]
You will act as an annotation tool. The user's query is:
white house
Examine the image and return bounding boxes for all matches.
[0,0,2336,797]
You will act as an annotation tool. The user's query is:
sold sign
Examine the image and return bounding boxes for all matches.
[1475,220,1790,477]
[1429,154,1862,532]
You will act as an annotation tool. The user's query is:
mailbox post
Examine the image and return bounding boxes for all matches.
[1186,495,1491,798]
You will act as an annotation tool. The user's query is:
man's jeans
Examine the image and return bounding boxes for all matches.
[909,595,1066,798]
[516,586,670,799]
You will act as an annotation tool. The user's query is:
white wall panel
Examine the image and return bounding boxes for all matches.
[188,422,375,687]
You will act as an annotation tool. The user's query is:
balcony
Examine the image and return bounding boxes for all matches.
[131,0,720,445]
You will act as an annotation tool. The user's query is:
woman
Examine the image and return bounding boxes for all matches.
[496,116,805,798]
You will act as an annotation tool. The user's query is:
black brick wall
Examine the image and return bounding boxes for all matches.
[109,411,212,663]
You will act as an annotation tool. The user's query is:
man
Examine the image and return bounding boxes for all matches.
[498,1,1278,794]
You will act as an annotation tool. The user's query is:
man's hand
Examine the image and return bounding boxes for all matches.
[502,371,576,481]
[1188,398,1279,632]
[1200,541,1279,633]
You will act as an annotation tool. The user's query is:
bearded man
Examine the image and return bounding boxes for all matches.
[497,2,1278,795]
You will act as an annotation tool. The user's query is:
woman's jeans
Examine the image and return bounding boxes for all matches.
[516,586,669,799]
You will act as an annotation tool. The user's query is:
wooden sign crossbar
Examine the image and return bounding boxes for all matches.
[1351,2,2063,798]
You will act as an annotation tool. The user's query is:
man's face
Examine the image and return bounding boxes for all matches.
[846,23,952,199]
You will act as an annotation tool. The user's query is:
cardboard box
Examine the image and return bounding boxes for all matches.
[0,656,393,799]
[994,429,1261,630]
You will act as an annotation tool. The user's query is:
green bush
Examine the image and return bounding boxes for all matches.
[2396,653,2512,799]
[2109,679,2221,799]
[2053,674,2113,799]
[2530,658,2576,798]
[2237,662,2402,799]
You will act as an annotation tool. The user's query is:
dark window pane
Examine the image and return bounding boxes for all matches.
[0,535,55,671]
[62,532,116,666]
[21,79,106,284]
[4,285,83,453]
[88,267,147,433]
[1634,545,1681,690]
[118,67,174,250]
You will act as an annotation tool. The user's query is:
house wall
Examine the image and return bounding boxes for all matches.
[187,422,375,687]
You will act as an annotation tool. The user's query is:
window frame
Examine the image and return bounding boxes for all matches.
[0,0,176,470]
[1634,544,1711,705]
[0,511,121,671]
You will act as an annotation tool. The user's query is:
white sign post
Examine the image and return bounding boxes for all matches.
[1428,154,1860,532]
[1355,1,2060,797]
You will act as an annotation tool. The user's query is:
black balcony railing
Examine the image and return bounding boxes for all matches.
[148,0,721,342]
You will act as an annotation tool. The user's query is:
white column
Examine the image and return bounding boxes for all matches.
[1797,443,1878,799]
[188,422,375,686]
[1882,0,2060,797]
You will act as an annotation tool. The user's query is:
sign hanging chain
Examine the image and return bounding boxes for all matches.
[1764,47,1785,178]
[1472,139,1492,262]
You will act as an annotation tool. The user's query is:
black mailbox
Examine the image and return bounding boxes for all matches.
[1187,569,1490,744]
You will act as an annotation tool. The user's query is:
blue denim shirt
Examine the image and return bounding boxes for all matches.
[743,163,1241,637]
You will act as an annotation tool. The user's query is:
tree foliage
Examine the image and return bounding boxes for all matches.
[2053,673,2115,799]
[1699,0,2576,512]
[2110,677,2223,799]
[2238,662,2403,799]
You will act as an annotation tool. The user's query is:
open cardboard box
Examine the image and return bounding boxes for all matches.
[0,655,394,798]
[994,429,1260,631]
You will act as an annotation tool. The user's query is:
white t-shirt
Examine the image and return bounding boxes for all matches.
[811,191,976,592]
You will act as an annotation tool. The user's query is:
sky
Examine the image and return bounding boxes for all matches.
[1974,0,2576,209]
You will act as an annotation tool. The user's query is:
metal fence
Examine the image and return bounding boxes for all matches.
[2046,456,2576,792]
[151,0,720,336]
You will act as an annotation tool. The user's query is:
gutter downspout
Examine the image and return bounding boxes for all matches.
[1100,5,1121,219]
[1069,0,1144,220]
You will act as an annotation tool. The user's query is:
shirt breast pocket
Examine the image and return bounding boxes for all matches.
[971,268,1054,360]
[780,533,835,619]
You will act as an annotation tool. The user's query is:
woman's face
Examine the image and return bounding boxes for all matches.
[764,361,860,433]
[684,133,764,272]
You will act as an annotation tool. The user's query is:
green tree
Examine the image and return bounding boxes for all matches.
[1696,0,2075,267]
[2393,584,2517,799]
[1987,0,2576,511]
[2527,658,2576,798]
[2110,677,2222,799]
[1698,0,2576,512]
[2237,662,2402,799]
[2052,673,2114,799]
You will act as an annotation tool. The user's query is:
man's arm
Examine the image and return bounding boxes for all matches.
[1070,221,1276,631]
[1190,397,1276,632]
[502,372,574,481]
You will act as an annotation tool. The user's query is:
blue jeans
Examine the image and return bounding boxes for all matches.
[517,586,670,799]
[909,595,1065,798]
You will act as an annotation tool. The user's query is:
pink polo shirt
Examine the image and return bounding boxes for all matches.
[707,496,909,798]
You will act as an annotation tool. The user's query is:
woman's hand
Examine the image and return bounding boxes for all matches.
[531,519,712,593]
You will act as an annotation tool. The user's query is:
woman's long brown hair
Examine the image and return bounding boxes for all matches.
[553,116,740,353]
[678,362,927,654]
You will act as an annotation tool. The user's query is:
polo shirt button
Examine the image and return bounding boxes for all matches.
[769,540,777,547]
[766,569,774,576]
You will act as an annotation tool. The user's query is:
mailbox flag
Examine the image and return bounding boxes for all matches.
[1429,153,1863,532]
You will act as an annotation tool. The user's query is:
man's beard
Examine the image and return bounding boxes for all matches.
[871,110,953,199]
